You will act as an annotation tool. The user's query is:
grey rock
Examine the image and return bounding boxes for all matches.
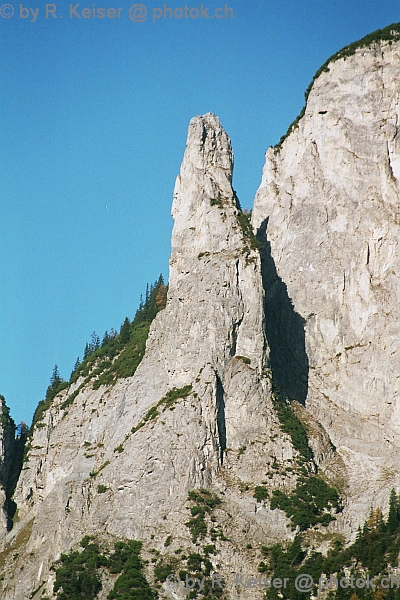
[2,39,400,598]
[252,38,400,530]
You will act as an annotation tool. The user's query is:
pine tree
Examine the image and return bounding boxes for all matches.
[286,534,305,567]
[70,357,81,379]
[91,331,100,352]
[50,364,62,387]
[119,317,131,345]
[387,488,399,534]
[155,281,167,310]
[368,507,384,530]
[0,396,15,432]
[46,365,65,400]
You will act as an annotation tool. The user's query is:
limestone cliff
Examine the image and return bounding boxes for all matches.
[252,34,400,526]
[2,114,296,600]
[1,30,400,600]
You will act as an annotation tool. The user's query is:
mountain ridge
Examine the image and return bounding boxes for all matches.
[1,28,400,600]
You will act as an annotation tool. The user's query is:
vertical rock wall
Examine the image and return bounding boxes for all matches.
[252,39,400,521]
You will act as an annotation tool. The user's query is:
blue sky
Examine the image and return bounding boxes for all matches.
[1,0,399,425]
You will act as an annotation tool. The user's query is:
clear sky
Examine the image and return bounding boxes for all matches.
[1,0,399,425]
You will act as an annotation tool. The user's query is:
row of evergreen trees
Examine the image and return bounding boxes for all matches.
[262,489,400,600]
[31,276,167,429]
[70,275,167,377]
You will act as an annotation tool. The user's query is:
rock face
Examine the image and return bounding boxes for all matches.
[2,37,400,600]
[3,114,295,600]
[252,38,400,525]
[0,399,19,541]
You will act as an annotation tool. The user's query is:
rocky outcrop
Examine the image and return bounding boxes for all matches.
[252,37,400,526]
[2,35,400,600]
[4,114,296,600]
[0,398,20,539]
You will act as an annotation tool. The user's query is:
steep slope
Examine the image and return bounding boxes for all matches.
[2,114,301,599]
[2,31,400,599]
[252,34,400,526]
[0,397,19,538]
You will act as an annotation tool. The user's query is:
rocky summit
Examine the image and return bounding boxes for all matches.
[1,25,400,600]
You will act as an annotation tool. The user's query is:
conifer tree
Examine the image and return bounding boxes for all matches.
[91,331,100,352]
[286,534,305,566]
[119,317,131,345]
[387,488,399,534]
[50,364,62,387]
[46,364,65,401]
[368,507,384,530]
[70,357,80,379]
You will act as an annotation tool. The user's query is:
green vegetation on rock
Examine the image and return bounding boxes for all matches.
[53,536,107,600]
[274,22,400,150]
[52,537,154,600]
[185,489,222,543]
[178,551,224,600]
[271,385,313,462]
[31,365,68,430]
[0,395,15,433]
[236,211,263,253]
[235,355,251,365]
[69,275,167,390]
[262,489,400,600]
[254,486,269,503]
[131,384,193,433]
[107,540,154,600]
[154,548,224,600]
[270,475,341,530]
[29,276,167,436]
